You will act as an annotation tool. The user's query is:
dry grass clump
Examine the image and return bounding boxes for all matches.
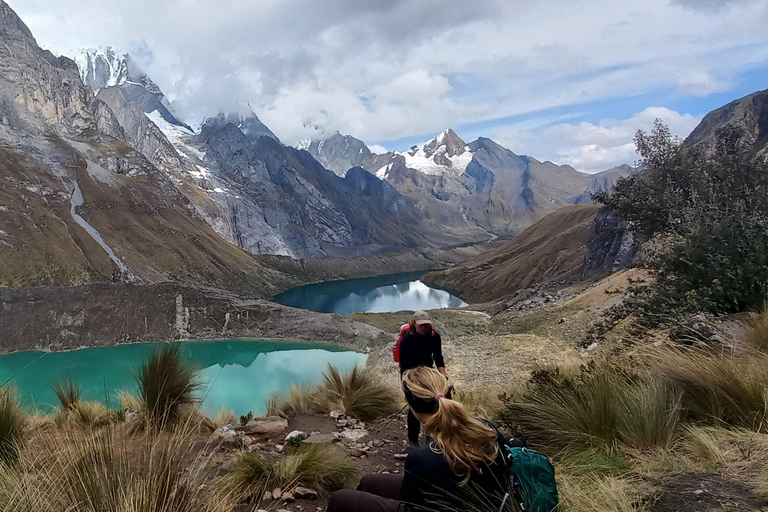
[654,348,768,430]
[54,400,112,429]
[743,303,768,353]
[50,377,112,428]
[500,362,682,454]
[216,443,355,504]
[269,365,401,421]
[453,385,506,419]
[558,474,644,512]
[51,378,80,411]
[135,345,200,430]
[0,420,221,511]
[212,407,237,428]
[0,389,25,465]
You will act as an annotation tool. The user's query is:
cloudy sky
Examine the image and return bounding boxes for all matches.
[9,0,768,172]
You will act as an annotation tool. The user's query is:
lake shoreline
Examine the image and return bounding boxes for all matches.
[0,282,392,354]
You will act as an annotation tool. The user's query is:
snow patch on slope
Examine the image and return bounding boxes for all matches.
[145,110,204,159]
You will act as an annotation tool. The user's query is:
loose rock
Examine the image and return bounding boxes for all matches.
[293,486,319,500]
[285,430,307,442]
[243,416,289,440]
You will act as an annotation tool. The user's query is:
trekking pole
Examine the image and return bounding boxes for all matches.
[374,403,408,435]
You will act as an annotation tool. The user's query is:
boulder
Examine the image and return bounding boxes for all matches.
[303,433,337,444]
[243,416,289,439]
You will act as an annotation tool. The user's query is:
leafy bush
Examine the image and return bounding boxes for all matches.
[269,364,401,421]
[136,345,200,429]
[218,443,355,502]
[239,411,253,426]
[596,121,768,319]
[0,388,25,464]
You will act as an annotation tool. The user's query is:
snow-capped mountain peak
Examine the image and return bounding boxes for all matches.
[400,128,472,176]
[74,47,128,92]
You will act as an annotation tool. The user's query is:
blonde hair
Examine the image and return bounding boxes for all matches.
[402,367,499,485]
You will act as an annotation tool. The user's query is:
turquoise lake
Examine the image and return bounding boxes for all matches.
[274,271,467,314]
[0,340,365,417]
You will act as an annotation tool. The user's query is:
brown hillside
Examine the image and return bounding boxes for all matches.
[422,204,600,302]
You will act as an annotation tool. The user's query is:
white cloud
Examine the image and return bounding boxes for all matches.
[492,107,703,173]
[7,0,768,148]
[368,144,388,154]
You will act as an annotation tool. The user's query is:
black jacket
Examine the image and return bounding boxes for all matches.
[400,422,509,511]
[399,328,444,373]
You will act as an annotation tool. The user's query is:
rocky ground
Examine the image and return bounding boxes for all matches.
[208,410,417,511]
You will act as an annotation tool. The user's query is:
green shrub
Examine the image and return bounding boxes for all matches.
[136,345,200,429]
[596,121,768,319]
[0,388,25,464]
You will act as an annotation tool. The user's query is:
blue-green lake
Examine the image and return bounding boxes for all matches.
[274,271,467,314]
[0,340,365,417]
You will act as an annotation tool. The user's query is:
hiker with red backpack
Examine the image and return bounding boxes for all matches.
[393,310,447,448]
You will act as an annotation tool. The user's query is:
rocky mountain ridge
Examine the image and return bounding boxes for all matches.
[301,128,633,238]
[0,0,293,292]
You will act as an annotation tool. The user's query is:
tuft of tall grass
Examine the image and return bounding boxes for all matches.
[0,389,25,465]
[0,419,221,511]
[51,378,81,411]
[619,379,682,450]
[212,407,236,428]
[269,364,401,421]
[55,400,112,429]
[136,345,200,429]
[654,348,768,430]
[743,302,768,353]
[500,363,682,454]
[558,474,643,512]
[216,443,355,503]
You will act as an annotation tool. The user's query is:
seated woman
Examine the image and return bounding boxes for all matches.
[327,366,510,512]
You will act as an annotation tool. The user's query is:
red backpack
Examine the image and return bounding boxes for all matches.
[393,323,436,367]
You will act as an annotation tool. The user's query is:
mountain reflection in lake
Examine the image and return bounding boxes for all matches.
[274,271,467,314]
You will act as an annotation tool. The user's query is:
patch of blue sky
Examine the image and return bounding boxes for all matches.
[379,65,768,152]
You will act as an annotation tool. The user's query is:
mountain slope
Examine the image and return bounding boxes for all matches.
[298,132,377,177]
[683,88,768,158]
[422,204,601,302]
[302,128,630,238]
[0,1,289,294]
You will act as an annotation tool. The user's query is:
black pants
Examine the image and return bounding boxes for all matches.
[327,474,405,512]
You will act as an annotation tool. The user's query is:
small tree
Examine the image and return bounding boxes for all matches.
[596,120,768,319]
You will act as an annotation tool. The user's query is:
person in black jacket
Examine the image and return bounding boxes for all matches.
[398,310,446,448]
[326,366,510,512]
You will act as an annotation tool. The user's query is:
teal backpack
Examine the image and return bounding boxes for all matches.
[502,445,559,512]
